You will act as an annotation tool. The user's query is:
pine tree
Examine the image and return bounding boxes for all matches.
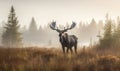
[98,20,103,31]
[2,6,22,47]
[29,17,37,33]
[89,18,97,33]
[104,20,112,39]
[116,16,120,37]
[114,17,120,47]
[100,14,113,48]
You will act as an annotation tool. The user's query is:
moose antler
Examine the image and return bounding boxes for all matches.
[50,21,61,32]
[50,21,76,32]
[63,22,76,32]
[70,22,76,29]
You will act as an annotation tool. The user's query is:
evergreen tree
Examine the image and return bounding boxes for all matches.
[90,18,96,27]
[98,20,103,31]
[114,17,120,47]
[29,17,37,32]
[38,25,43,34]
[88,18,97,40]
[100,14,113,48]
[116,17,120,38]
[2,6,22,47]
[104,20,112,39]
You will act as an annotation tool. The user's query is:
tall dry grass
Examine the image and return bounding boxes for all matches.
[0,46,120,71]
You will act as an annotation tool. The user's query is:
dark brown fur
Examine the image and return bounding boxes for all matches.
[50,21,78,54]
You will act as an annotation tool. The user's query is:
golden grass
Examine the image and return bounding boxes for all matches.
[0,47,120,71]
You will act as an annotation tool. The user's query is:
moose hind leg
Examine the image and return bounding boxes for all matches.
[74,43,77,54]
[70,47,73,54]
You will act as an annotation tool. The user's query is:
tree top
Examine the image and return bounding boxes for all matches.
[11,6,15,13]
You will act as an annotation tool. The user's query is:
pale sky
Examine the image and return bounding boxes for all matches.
[0,0,120,28]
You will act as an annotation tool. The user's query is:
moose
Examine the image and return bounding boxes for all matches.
[50,21,78,54]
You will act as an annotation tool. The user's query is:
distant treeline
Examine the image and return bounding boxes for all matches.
[20,17,104,46]
[1,6,120,48]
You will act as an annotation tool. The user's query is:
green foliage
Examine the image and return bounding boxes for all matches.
[2,6,22,47]
[99,14,120,49]
[100,19,113,48]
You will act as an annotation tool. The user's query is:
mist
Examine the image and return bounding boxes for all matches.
[0,0,120,47]
[17,17,104,47]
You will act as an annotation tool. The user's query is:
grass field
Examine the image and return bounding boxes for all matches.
[0,46,120,71]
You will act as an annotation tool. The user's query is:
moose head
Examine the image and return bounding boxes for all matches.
[50,21,78,54]
[50,21,76,35]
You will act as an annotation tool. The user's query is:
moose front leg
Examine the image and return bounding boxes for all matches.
[70,48,73,54]
[66,48,69,54]
[62,46,65,54]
